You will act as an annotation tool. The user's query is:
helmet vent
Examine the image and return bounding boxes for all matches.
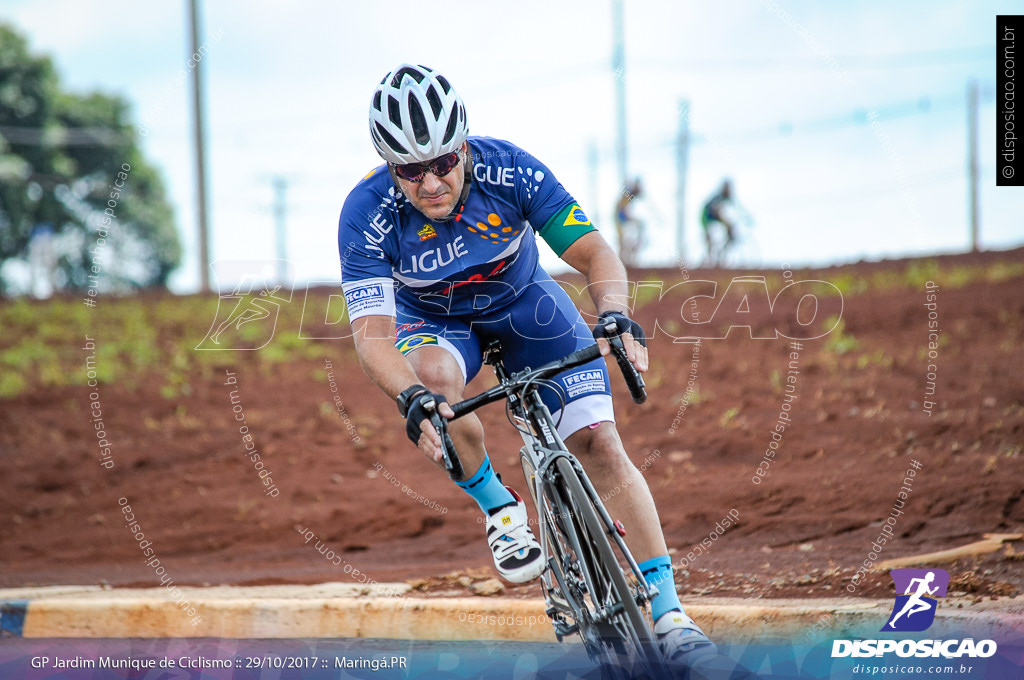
[436,75,451,94]
[408,96,430,145]
[425,85,443,118]
[375,122,408,155]
[372,90,382,111]
[441,108,458,145]
[392,66,425,87]
[387,95,402,127]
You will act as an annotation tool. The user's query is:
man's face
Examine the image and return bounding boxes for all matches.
[393,143,467,220]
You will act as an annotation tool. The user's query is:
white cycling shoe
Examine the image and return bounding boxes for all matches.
[654,610,717,662]
[485,488,544,583]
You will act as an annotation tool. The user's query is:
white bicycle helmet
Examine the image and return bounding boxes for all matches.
[369,64,469,165]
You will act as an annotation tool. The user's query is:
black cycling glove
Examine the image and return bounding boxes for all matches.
[592,311,647,347]
[397,384,448,445]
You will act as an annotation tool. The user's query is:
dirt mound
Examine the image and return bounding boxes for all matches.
[2,248,1022,603]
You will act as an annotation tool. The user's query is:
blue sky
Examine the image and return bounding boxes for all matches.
[6,0,1022,292]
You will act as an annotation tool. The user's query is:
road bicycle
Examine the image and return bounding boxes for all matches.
[703,204,759,269]
[424,331,670,677]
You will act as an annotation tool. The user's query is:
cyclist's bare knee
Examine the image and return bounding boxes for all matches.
[407,346,487,471]
[567,422,627,465]
[406,346,466,398]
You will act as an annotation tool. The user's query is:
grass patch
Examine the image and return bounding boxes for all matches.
[0,290,345,399]
[822,316,860,355]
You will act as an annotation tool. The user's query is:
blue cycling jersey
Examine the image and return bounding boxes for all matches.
[339,136,595,319]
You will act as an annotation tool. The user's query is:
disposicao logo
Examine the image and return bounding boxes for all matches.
[882,568,948,632]
[831,568,998,660]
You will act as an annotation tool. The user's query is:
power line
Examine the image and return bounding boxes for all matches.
[754,165,966,211]
[703,94,965,144]
[635,45,993,74]
[611,87,993,157]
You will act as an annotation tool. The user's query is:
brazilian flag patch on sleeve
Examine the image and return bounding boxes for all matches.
[563,205,591,226]
[539,203,596,256]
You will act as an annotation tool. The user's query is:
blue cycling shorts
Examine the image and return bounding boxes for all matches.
[394,267,614,438]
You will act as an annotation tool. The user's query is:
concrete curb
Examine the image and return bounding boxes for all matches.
[1,584,1021,642]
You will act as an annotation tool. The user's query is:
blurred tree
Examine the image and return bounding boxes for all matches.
[0,23,180,296]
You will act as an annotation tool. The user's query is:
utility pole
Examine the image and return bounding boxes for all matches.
[188,0,212,292]
[611,0,628,189]
[587,141,600,231]
[272,176,288,285]
[967,79,979,253]
[676,100,691,264]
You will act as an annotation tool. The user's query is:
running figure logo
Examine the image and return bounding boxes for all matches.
[196,260,294,350]
[881,568,949,632]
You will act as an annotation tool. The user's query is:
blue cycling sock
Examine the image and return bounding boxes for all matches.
[639,555,683,621]
[454,453,516,514]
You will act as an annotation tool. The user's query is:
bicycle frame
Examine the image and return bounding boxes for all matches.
[446,339,659,659]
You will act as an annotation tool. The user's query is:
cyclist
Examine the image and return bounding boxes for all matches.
[613,178,644,268]
[700,179,737,265]
[338,64,714,662]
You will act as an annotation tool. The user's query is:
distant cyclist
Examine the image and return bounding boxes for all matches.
[338,64,715,662]
[613,178,644,268]
[701,179,740,266]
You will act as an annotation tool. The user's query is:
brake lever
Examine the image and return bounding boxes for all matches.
[606,333,647,404]
[423,397,463,480]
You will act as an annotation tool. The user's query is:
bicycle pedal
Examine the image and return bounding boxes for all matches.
[613,519,627,537]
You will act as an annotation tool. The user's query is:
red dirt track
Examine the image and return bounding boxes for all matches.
[2,248,1023,603]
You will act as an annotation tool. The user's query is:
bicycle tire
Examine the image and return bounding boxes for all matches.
[520,450,577,627]
[521,449,619,651]
[554,457,666,676]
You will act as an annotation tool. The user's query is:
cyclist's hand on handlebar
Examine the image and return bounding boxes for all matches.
[592,311,649,373]
[398,386,455,463]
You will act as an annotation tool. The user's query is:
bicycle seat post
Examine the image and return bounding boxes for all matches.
[482,339,515,386]
[482,339,503,366]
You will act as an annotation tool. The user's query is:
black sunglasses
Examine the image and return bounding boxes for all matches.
[392,150,461,182]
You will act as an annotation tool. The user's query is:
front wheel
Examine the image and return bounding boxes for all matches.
[521,448,578,638]
[553,457,666,677]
